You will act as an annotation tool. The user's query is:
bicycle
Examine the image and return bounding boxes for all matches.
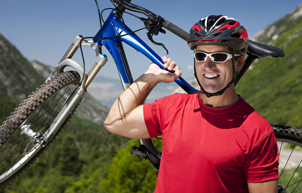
[0,0,301,192]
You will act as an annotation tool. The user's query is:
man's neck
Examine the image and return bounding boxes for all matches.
[199,87,239,108]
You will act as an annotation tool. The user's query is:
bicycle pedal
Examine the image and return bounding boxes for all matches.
[130,146,149,159]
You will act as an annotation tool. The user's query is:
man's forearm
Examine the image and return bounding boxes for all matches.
[105,73,157,124]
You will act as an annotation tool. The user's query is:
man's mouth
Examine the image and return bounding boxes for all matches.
[204,74,219,79]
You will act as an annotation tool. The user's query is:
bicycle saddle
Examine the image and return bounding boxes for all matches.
[247,40,285,58]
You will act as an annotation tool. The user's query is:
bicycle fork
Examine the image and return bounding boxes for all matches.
[21,35,108,146]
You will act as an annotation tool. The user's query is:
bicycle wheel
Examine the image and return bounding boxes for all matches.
[0,71,81,188]
[272,125,302,193]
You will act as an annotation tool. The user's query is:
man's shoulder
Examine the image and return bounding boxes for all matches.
[240,99,272,132]
[155,93,197,104]
[146,93,198,112]
[232,98,270,131]
[241,99,268,121]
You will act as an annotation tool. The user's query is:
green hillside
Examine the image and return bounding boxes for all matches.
[236,5,302,128]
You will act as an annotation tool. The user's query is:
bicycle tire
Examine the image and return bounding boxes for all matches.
[0,71,81,189]
[272,125,302,193]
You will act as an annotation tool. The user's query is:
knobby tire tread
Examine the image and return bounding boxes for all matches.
[272,125,302,143]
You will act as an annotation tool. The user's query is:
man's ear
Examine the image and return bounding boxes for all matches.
[235,56,245,72]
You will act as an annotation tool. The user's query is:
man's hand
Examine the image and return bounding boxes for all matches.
[144,56,182,84]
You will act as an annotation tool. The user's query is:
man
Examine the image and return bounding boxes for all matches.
[104,15,279,193]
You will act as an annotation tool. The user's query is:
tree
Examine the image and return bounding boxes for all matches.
[101,139,162,193]
[59,134,82,176]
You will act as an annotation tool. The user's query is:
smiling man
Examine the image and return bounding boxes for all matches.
[104,15,279,193]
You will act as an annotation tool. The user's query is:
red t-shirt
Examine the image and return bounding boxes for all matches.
[143,93,279,193]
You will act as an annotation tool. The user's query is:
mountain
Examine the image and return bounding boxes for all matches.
[252,3,302,44]
[236,3,302,128]
[0,33,45,101]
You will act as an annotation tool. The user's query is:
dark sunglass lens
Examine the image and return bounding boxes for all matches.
[195,53,207,61]
[212,53,228,62]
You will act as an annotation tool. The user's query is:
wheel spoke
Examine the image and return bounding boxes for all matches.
[280,146,295,177]
[279,141,284,156]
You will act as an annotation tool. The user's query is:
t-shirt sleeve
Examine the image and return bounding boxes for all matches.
[144,93,187,138]
[244,129,279,182]
[143,100,162,138]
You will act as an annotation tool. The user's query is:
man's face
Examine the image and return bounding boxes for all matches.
[194,45,242,94]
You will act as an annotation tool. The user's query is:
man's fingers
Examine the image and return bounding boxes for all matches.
[173,66,182,78]
[160,56,182,82]
[162,57,176,71]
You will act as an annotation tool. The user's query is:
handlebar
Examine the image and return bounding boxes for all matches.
[112,0,189,41]
[112,0,156,19]
[163,20,189,41]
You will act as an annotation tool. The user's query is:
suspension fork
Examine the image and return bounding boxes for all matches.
[44,35,108,143]
[23,35,108,145]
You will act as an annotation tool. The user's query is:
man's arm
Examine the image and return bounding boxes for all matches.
[248,179,278,193]
[104,57,181,139]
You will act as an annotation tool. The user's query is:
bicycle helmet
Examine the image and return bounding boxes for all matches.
[188,15,248,55]
[187,15,248,98]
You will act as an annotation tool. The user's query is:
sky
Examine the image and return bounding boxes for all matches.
[1,0,301,81]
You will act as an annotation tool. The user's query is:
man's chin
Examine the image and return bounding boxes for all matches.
[201,86,221,94]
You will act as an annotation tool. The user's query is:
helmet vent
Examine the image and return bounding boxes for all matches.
[231,32,241,38]
[216,18,226,26]
[228,21,237,25]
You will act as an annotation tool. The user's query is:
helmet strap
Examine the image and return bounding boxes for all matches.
[192,47,238,98]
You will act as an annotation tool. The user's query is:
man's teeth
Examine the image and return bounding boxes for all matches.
[205,74,218,78]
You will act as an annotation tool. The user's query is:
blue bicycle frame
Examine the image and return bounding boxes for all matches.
[93,11,197,93]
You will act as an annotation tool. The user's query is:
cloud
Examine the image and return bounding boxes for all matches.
[187,65,193,70]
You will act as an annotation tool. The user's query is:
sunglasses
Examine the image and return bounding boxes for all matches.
[194,51,240,63]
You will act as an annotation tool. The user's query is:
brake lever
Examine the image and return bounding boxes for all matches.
[147,33,169,55]
[139,16,169,55]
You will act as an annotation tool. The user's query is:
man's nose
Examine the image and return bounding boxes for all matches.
[204,57,216,69]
